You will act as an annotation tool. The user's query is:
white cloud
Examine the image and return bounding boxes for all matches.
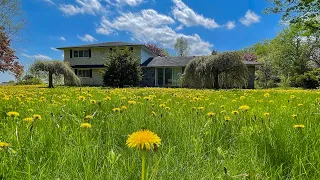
[96,9,213,55]
[225,21,235,30]
[175,24,184,31]
[108,0,144,6]
[239,10,260,26]
[59,36,66,41]
[172,0,219,29]
[50,47,59,51]
[43,0,55,5]
[59,0,106,16]
[77,34,98,42]
[21,53,52,60]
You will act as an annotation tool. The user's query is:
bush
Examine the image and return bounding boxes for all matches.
[103,47,142,87]
[17,77,43,85]
[289,69,320,89]
[182,52,248,89]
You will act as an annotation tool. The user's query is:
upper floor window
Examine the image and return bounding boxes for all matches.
[74,50,90,58]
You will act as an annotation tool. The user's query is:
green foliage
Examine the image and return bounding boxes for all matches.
[174,37,190,56]
[290,69,320,89]
[30,60,80,88]
[103,47,142,87]
[16,75,43,85]
[182,52,248,89]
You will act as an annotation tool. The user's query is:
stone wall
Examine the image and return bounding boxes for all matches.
[141,67,155,87]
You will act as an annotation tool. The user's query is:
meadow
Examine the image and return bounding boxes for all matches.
[1,86,320,179]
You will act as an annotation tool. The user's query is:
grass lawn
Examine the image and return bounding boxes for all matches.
[1,86,320,179]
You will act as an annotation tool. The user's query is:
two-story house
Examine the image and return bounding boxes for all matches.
[57,41,262,88]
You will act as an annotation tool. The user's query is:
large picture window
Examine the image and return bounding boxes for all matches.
[74,50,90,58]
[77,70,91,78]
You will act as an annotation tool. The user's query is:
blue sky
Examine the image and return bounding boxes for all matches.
[1,0,282,82]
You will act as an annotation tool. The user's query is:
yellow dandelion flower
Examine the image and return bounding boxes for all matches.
[224,116,231,121]
[143,97,151,101]
[207,112,216,117]
[290,95,296,99]
[292,114,297,119]
[264,112,270,117]
[231,110,239,115]
[85,115,93,119]
[78,96,86,101]
[23,117,34,122]
[293,124,305,129]
[128,100,136,105]
[297,104,303,107]
[264,93,270,98]
[239,105,250,111]
[240,96,245,100]
[104,96,111,101]
[232,99,237,102]
[198,107,204,111]
[121,97,127,100]
[112,108,121,112]
[80,123,92,128]
[33,114,42,120]
[0,142,10,149]
[159,104,166,108]
[7,111,19,117]
[121,106,127,110]
[152,111,156,116]
[126,130,161,151]
[90,100,97,104]
[2,96,9,101]
[165,107,170,110]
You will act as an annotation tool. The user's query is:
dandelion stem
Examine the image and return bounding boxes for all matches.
[142,151,146,180]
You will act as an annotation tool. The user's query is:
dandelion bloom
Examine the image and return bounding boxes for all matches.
[207,112,216,117]
[290,95,296,99]
[143,97,151,101]
[231,110,239,115]
[152,111,156,116]
[198,107,204,111]
[121,106,127,110]
[0,142,10,151]
[126,130,161,151]
[121,97,127,100]
[240,96,245,100]
[128,100,136,105]
[165,107,170,110]
[264,112,270,117]
[112,108,121,112]
[33,114,42,120]
[104,96,111,101]
[85,115,93,119]
[264,93,270,98]
[292,114,297,119]
[297,104,303,107]
[239,105,250,112]
[224,116,231,121]
[28,109,34,112]
[232,100,237,102]
[7,111,19,117]
[23,117,34,122]
[293,124,305,129]
[90,100,97,104]
[80,123,92,128]
[159,104,166,108]
[78,96,86,101]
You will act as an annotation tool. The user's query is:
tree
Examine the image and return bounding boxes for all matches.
[0,27,23,79]
[174,37,189,56]
[211,50,218,55]
[182,52,248,89]
[103,47,142,87]
[30,60,80,88]
[145,44,169,57]
[0,0,25,37]
[265,0,319,34]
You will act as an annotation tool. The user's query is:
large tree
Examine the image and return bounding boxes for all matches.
[174,37,189,56]
[265,0,319,33]
[103,47,142,87]
[0,0,25,37]
[0,27,23,80]
[30,60,80,88]
[145,44,169,57]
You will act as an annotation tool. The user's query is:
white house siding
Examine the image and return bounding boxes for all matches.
[76,68,104,86]
[141,47,155,64]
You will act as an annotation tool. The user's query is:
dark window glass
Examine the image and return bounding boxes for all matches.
[74,51,79,57]
[157,68,163,86]
[84,50,89,57]
[165,68,172,86]
[79,50,84,57]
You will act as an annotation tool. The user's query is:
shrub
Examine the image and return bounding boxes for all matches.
[289,69,320,89]
[182,52,248,89]
[103,47,142,87]
[17,77,43,85]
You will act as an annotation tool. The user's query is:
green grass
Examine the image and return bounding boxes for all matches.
[1,86,320,179]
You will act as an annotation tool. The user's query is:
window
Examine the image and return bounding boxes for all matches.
[77,70,91,78]
[74,50,90,58]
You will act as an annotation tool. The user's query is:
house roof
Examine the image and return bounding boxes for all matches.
[141,56,263,67]
[56,42,144,49]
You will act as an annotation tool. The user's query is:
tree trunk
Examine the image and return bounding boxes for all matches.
[213,71,219,89]
[49,72,54,88]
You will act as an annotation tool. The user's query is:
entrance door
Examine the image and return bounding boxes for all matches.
[156,68,173,87]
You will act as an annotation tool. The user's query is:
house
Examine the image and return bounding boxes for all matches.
[57,42,262,88]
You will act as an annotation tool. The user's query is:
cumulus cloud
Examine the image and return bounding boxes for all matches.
[21,53,52,60]
[42,0,55,5]
[96,9,213,55]
[225,21,235,30]
[107,0,144,6]
[59,36,66,41]
[59,0,106,16]
[172,0,219,29]
[239,10,260,26]
[77,34,98,42]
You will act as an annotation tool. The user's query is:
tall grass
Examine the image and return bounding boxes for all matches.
[1,86,320,179]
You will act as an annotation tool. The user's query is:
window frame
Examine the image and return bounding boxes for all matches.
[73,49,90,58]
[77,69,91,78]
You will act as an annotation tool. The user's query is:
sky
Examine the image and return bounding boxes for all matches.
[1,0,283,82]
